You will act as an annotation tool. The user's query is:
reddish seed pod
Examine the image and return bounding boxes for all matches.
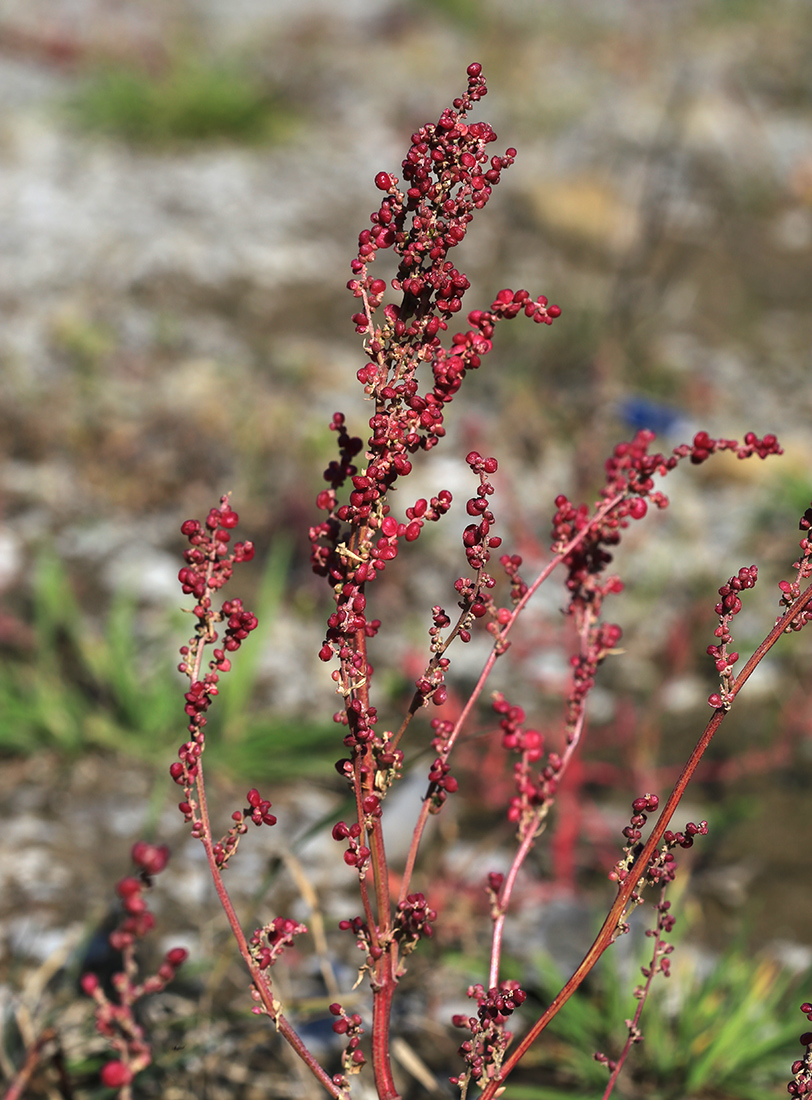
[131,841,170,876]
[100,1062,133,1088]
[80,972,99,995]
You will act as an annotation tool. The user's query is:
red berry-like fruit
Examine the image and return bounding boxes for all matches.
[100,1061,133,1088]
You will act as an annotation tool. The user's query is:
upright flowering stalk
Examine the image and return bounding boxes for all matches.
[172,497,346,1098]
[308,63,564,1099]
[168,66,811,1100]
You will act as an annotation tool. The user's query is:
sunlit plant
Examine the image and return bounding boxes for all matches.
[160,63,810,1100]
[6,63,807,1100]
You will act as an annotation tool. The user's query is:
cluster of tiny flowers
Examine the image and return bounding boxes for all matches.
[787,1004,812,1097]
[609,795,708,932]
[186,788,279,870]
[393,892,437,954]
[461,451,501,571]
[310,64,559,719]
[428,451,508,655]
[491,692,551,828]
[332,817,372,873]
[639,896,677,982]
[171,498,256,796]
[249,917,307,973]
[778,503,812,633]
[499,552,528,605]
[673,430,782,466]
[328,1003,366,1081]
[80,843,188,1092]
[337,914,380,964]
[706,565,758,709]
[609,795,661,888]
[424,755,459,812]
[553,430,781,611]
[450,981,527,1095]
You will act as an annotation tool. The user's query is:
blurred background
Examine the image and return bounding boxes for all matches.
[1,0,811,1096]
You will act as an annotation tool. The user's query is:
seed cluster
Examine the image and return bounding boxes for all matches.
[171,497,257,809]
[80,843,188,1091]
[451,981,528,1094]
[788,1003,812,1097]
[309,62,560,735]
[707,565,759,709]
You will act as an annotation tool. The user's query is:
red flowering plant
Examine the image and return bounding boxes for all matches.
[79,842,188,1099]
[163,65,810,1100]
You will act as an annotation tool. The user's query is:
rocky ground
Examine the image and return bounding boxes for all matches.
[1,1,812,1096]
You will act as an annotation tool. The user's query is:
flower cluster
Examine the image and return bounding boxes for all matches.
[332,818,372,872]
[424,754,458,811]
[787,1003,812,1097]
[80,842,187,1092]
[393,892,437,954]
[555,430,782,608]
[778,503,812,632]
[310,62,560,709]
[707,565,758,709]
[171,497,256,796]
[451,981,527,1096]
[609,794,708,929]
[491,692,550,827]
[187,788,279,870]
[337,913,374,958]
[594,888,677,1081]
[329,1002,366,1081]
[249,917,307,972]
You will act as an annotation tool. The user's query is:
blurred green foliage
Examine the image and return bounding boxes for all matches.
[513,921,808,1099]
[0,543,335,780]
[68,59,296,146]
[409,0,488,30]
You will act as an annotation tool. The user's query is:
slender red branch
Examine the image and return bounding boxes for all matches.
[1,1029,71,1100]
[371,972,402,1100]
[488,814,542,990]
[600,883,670,1100]
[194,764,349,1100]
[477,580,812,1099]
[349,625,400,1098]
[397,493,626,903]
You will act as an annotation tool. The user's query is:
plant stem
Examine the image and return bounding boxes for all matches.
[601,883,669,1100]
[489,815,541,990]
[476,579,812,1100]
[397,494,626,903]
[194,764,349,1100]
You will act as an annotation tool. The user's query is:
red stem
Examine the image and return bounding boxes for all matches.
[398,493,626,903]
[194,764,349,1100]
[601,883,669,1100]
[489,814,541,989]
[371,963,402,1100]
[476,580,812,1100]
[349,625,401,1098]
